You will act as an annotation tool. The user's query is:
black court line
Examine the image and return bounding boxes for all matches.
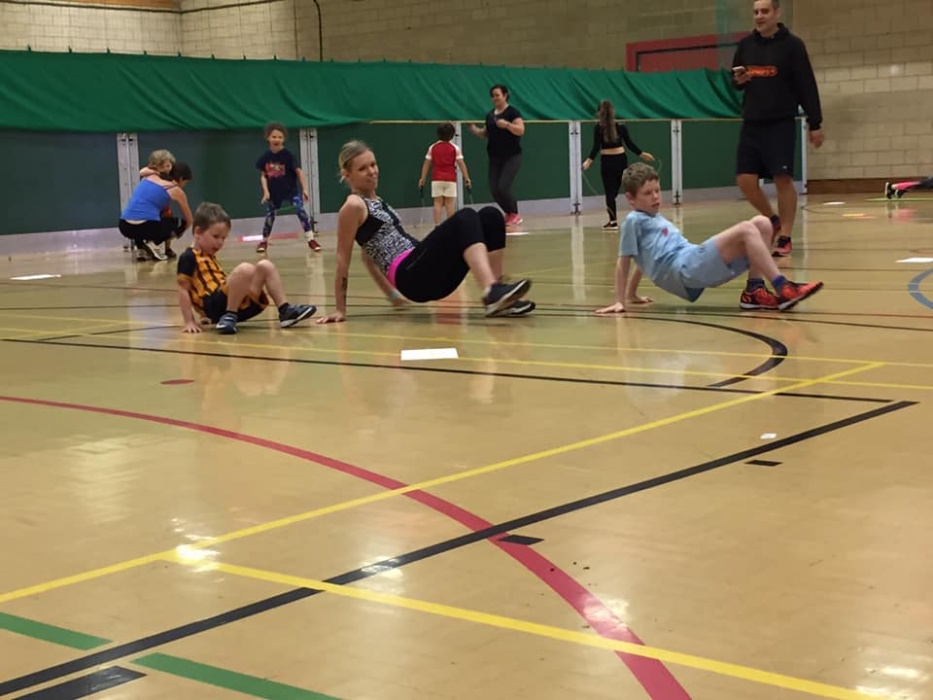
[700,314,933,334]
[11,667,144,699]
[0,399,915,697]
[634,309,933,335]
[626,315,787,388]
[747,459,782,467]
[17,306,791,391]
[2,338,892,405]
[39,311,789,389]
[498,534,543,546]
[0,281,172,294]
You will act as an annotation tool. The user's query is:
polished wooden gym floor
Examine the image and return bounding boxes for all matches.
[1,194,932,700]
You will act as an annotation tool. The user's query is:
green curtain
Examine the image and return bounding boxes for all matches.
[0,50,741,132]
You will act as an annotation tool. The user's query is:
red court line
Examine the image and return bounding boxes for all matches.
[0,394,690,700]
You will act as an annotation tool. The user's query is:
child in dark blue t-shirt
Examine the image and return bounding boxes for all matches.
[255,122,320,253]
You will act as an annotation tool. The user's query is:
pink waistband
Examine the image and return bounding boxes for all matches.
[386,249,413,288]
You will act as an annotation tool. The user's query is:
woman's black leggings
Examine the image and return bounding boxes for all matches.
[394,207,506,303]
[488,154,522,215]
[600,153,629,223]
[118,218,177,246]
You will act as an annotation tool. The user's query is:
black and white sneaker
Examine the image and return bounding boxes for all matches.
[483,279,531,317]
[885,182,895,200]
[507,299,536,316]
[279,303,317,328]
[602,221,619,231]
[216,312,238,334]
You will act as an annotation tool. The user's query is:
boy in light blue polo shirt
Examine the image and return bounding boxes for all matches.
[595,163,823,314]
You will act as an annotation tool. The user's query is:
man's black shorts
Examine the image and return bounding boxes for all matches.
[736,119,797,179]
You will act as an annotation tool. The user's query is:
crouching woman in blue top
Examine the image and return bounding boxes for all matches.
[316,141,534,324]
[119,163,193,261]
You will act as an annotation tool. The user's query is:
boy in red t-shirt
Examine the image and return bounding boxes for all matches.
[418,122,472,225]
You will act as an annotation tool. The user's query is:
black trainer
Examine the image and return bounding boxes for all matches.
[508,299,536,316]
[483,279,531,317]
[279,304,317,328]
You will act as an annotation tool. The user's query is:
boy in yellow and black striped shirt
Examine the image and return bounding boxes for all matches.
[176,202,317,334]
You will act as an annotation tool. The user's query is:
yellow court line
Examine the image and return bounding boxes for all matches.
[179,557,887,700]
[0,553,166,605]
[2,324,136,340]
[0,311,163,327]
[829,379,933,392]
[514,258,618,278]
[0,362,883,605]
[302,328,914,368]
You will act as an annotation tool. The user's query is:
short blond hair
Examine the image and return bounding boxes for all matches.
[147,149,175,168]
[621,162,659,196]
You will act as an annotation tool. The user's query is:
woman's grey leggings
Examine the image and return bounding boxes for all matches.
[488,154,522,215]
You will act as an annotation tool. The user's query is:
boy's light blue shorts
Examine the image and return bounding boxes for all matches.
[677,239,749,302]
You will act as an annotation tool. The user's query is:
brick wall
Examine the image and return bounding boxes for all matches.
[180,0,298,59]
[796,0,933,180]
[302,0,762,69]
[1,0,763,66]
[0,1,180,55]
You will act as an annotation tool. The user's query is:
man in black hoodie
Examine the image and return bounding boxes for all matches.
[733,0,823,258]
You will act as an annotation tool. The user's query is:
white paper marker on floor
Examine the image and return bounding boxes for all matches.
[897,257,933,264]
[10,274,62,281]
[400,348,459,361]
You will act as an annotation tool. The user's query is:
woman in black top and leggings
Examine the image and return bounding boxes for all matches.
[316,140,534,323]
[469,84,525,228]
[582,100,654,230]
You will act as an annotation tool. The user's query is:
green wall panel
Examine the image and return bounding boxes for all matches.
[0,132,119,235]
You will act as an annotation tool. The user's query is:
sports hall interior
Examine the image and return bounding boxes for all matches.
[1,1,931,699]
